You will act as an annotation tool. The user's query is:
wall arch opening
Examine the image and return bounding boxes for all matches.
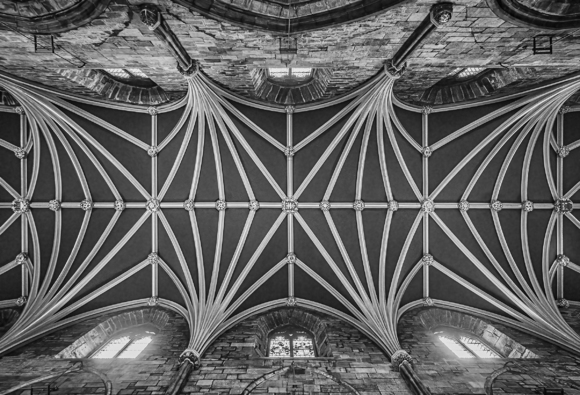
[55,308,170,359]
[419,308,538,359]
[253,308,332,358]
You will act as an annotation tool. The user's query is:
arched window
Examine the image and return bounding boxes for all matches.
[448,67,487,80]
[438,334,501,359]
[91,328,156,359]
[268,325,316,358]
[102,68,157,88]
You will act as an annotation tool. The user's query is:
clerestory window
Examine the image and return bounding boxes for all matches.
[448,67,486,80]
[91,330,155,359]
[268,325,316,358]
[439,335,501,359]
[267,68,313,84]
[102,68,157,88]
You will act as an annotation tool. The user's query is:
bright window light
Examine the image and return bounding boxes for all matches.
[92,333,154,359]
[449,67,486,80]
[268,68,290,78]
[460,336,500,358]
[291,68,312,77]
[92,336,131,358]
[126,69,149,78]
[439,336,475,358]
[268,68,312,80]
[104,69,132,79]
[104,69,150,80]
[118,336,153,359]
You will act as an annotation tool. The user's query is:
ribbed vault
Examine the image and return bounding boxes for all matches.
[1,68,580,363]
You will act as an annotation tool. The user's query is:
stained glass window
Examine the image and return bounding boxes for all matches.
[292,335,315,357]
[269,335,291,357]
[268,326,316,358]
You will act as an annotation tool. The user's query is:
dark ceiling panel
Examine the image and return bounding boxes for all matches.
[230,101,286,146]
[293,100,353,145]
[227,109,285,202]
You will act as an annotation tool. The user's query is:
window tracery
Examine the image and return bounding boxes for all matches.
[268,325,315,358]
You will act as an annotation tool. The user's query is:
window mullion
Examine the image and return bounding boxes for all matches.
[456,337,478,359]
[113,336,135,358]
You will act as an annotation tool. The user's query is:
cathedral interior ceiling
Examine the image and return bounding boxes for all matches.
[0,68,580,358]
[1,0,580,370]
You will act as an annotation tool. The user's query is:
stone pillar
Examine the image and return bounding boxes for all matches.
[139,5,196,74]
[399,360,432,395]
[166,349,201,395]
[391,350,432,395]
[390,3,453,71]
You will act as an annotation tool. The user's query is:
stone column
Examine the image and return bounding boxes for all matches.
[389,3,453,71]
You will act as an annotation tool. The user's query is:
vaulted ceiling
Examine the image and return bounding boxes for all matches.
[2,0,580,361]
[1,67,580,357]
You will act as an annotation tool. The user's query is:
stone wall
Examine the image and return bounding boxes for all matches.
[0,0,579,106]
[4,305,580,394]
[0,307,188,395]
[398,306,580,394]
[186,307,410,395]
[0,307,412,395]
